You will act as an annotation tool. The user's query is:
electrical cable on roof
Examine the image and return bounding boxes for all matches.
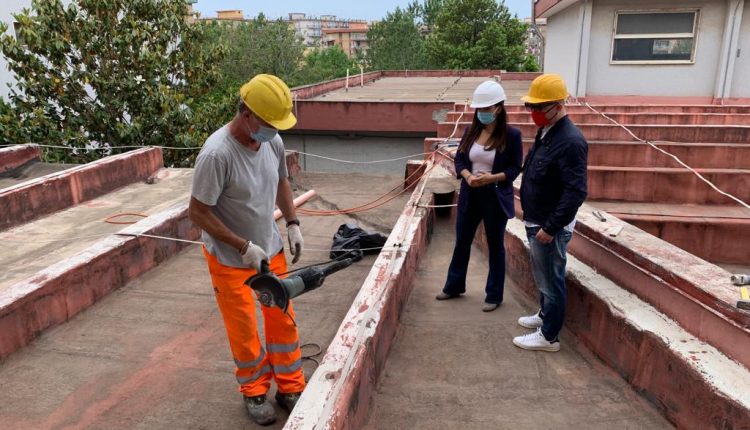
[584,103,750,210]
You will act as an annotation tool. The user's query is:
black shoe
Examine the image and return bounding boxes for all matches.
[435,292,461,300]
[244,394,277,425]
[275,391,302,412]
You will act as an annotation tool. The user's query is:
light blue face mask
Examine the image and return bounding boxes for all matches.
[477,111,496,125]
[251,125,278,143]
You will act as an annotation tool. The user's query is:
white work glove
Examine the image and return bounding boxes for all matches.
[287,224,304,264]
[241,241,268,271]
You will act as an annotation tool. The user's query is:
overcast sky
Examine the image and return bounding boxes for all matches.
[192,0,532,20]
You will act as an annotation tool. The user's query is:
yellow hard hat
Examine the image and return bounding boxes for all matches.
[521,74,568,104]
[240,74,297,130]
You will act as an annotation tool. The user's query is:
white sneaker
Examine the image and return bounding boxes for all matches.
[513,328,560,352]
[517,311,543,329]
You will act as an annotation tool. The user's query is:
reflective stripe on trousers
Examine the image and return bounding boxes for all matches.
[203,247,306,397]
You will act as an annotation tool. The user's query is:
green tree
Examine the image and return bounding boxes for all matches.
[297,46,356,84]
[425,0,529,71]
[202,14,305,88]
[0,0,225,166]
[367,7,430,70]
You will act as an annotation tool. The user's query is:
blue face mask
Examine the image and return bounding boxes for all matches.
[477,111,496,125]
[251,125,278,143]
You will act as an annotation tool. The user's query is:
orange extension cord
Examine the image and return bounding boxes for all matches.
[295,151,438,216]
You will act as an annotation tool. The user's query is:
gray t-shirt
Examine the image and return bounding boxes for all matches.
[191,125,288,268]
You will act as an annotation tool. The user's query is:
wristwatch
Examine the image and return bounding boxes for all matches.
[286,219,300,227]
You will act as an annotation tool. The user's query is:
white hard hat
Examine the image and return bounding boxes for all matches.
[470,81,507,108]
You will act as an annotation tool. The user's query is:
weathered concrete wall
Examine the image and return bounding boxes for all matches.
[281,135,425,175]
[0,144,40,175]
[0,147,163,231]
[0,204,200,359]
[284,165,441,430]
[294,101,454,134]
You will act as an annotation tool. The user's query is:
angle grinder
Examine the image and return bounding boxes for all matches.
[245,257,356,313]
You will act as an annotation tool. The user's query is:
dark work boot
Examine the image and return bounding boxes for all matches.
[244,394,277,425]
[275,391,302,412]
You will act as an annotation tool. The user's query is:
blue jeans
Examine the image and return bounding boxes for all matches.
[526,226,573,341]
[443,186,508,304]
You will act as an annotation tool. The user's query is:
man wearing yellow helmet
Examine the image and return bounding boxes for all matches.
[512,74,588,353]
[189,74,304,425]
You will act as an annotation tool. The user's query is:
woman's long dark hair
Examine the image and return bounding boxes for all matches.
[458,102,508,154]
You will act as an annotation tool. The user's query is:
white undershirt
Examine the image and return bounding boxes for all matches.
[468,142,494,174]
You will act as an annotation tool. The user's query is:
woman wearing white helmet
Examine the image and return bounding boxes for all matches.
[436,80,523,312]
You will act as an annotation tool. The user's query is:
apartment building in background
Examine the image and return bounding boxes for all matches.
[322,25,370,58]
[287,13,369,54]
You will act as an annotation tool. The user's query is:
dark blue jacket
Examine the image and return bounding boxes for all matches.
[520,115,588,235]
[454,126,523,219]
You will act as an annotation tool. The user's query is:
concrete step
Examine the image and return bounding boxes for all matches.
[589,202,750,265]
[437,121,750,144]
[445,111,750,126]
[586,166,750,205]
[455,103,750,114]
[424,138,750,170]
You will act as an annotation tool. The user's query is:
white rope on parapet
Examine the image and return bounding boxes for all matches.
[583,103,750,210]
[0,143,435,165]
[0,231,412,254]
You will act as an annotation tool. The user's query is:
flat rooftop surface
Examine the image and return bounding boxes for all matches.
[365,217,671,429]
[0,172,410,429]
[309,76,530,104]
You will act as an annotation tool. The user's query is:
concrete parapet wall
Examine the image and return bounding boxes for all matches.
[569,207,750,369]
[294,101,454,134]
[0,144,40,175]
[0,147,163,231]
[502,219,750,429]
[0,204,200,359]
[285,165,440,430]
[292,72,383,100]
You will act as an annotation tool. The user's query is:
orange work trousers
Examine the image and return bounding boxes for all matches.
[203,247,306,397]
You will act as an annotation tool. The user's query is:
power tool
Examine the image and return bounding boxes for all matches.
[245,257,356,313]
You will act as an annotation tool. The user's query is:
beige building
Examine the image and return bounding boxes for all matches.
[536,0,749,100]
[322,26,369,58]
[287,13,368,51]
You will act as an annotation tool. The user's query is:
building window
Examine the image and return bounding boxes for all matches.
[611,10,698,64]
